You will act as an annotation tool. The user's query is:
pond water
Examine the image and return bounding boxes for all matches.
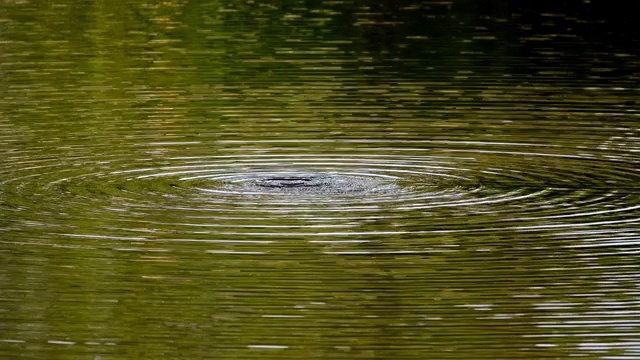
[1,1,640,359]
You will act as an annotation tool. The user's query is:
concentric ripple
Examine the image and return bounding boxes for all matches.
[2,141,640,243]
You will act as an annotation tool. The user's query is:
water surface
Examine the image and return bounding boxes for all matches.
[1,1,640,359]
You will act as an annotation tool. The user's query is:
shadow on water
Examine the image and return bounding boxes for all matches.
[1,0,640,359]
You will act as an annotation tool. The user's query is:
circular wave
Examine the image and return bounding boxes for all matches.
[2,141,640,245]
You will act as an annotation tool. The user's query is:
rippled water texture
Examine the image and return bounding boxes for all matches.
[1,1,640,359]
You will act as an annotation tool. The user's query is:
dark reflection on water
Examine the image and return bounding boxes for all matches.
[1,0,640,359]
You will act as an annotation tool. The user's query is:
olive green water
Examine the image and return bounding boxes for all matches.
[1,1,640,359]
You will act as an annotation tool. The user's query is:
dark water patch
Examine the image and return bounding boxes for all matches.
[255,175,319,188]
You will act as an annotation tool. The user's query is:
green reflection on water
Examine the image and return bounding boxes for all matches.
[2,0,640,359]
